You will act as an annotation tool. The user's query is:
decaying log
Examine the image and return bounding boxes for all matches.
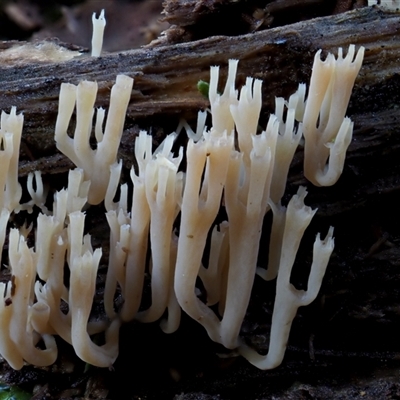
[160,0,365,43]
[0,7,398,190]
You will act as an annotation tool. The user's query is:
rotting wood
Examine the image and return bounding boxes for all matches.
[160,0,364,43]
[0,7,399,206]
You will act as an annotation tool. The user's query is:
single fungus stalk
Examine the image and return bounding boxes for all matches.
[34,235,74,344]
[65,169,90,214]
[137,134,183,323]
[0,119,16,267]
[55,75,133,205]
[104,208,130,319]
[178,110,208,142]
[8,229,58,367]
[257,200,286,281]
[66,211,119,366]
[36,213,64,281]
[70,250,120,367]
[17,170,48,214]
[0,133,13,211]
[0,107,23,212]
[230,76,263,161]
[209,59,239,134]
[270,92,303,204]
[303,45,364,186]
[198,222,229,307]
[104,160,131,318]
[239,188,334,369]
[258,90,304,281]
[0,282,24,369]
[159,233,182,333]
[174,129,233,344]
[96,75,133,168]
[119,132,152,322]
[105,160,125,212]
[220,127,277,349]
[91,9,106,57]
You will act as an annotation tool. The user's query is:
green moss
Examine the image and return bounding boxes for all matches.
[0,384,31,400]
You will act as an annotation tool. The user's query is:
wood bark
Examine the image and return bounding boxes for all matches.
[0,7,398,186]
